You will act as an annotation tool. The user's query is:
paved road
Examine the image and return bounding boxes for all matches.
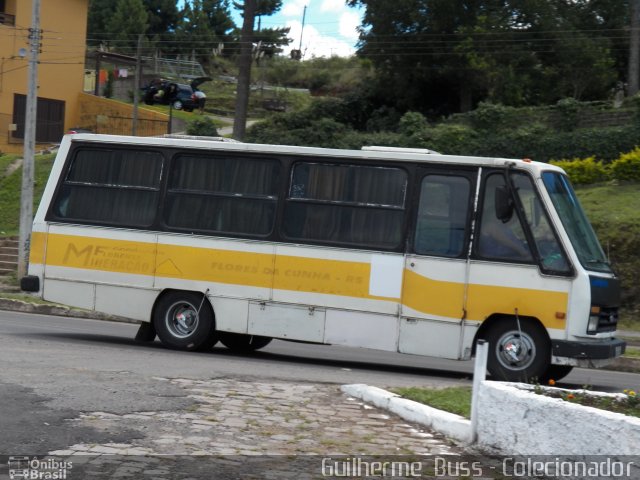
[0,310,638,478]
[0,310,482,478]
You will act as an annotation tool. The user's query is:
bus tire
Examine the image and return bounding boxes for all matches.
[153,291,218,351]
[219,332,272,352]
[483,318,550,382]
[543,365,574,382]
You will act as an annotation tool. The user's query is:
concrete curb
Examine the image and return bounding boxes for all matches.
[341,384,472,444]
[0,297,138,324]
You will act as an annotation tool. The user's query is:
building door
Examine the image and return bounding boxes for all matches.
[12,94,65,142]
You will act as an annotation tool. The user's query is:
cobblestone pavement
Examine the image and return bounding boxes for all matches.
[39,378,487,478]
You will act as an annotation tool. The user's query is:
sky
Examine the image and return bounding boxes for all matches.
[176,0,364,58]
[234,1,363,58]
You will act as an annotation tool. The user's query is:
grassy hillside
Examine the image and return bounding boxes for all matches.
[0,154,54,235]
[575,183,640,327]
[0,153,637,325]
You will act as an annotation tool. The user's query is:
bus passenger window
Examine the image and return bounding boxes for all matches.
[52,149,163,227]
[414,175,470,257]
[164,154,280,237]
[283,163,407,249]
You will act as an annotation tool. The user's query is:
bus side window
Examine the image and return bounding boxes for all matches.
[283,163,407,249]
[414,175,470,257]
[52,148,163,226]
[164,154,280,236]
[477,174,533,262]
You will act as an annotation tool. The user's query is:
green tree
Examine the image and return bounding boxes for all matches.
[104,0,149,53]
[174,0,235,65]
[87,0,117,46]
[143,0,180,38]
[349,0,626,115]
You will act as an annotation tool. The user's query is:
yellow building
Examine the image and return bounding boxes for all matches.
[0,0,88,153]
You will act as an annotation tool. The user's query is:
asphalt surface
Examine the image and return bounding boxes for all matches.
[1,309,639,462]
[0,310,487,478]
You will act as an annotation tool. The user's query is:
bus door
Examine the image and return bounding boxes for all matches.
[464,170,573,349]
[399,168,477,359]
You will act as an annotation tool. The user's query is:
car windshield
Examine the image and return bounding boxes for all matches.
[542,172,611,273]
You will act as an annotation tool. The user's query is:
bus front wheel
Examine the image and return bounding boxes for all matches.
[153,292,218,351]
[483,318,550,382]
[219,332,272,352]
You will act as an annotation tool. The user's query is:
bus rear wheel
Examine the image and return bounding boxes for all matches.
[153,291,218,351]
[483,318,550,382]
[219,332,272,352]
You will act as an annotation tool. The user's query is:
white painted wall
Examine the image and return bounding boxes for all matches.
[476,381,640,455]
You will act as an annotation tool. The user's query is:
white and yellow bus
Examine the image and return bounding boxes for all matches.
[21,134,625,381]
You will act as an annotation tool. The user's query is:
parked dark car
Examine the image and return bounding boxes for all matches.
[142,77,211,112]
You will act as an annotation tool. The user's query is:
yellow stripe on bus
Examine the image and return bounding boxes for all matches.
[29,231,48,265]
[37,232,567,328]
[402,269,567,329]
[402,270,465,318]
[466,283,567,330]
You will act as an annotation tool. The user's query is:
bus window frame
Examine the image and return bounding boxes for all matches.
[47,143,415,254]
[160,150,283,239]
[407,167,478,259]
[46,143,167,230]
[279,159,413,253]
[473,168,574,277]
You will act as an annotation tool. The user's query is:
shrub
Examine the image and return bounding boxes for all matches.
[550,157,608,185]
[466,102,514,131]
[609,147,640,182]
[555,97,581,132]
[421,124,479,153]
[398,111,429,137]
[186,117,218,136]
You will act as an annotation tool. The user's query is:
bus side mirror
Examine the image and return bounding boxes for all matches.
[495,186,514,223]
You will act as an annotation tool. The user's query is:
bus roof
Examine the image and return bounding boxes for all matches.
[63,133,564,174]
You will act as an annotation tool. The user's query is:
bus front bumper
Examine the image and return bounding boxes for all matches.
[551,338,626,368]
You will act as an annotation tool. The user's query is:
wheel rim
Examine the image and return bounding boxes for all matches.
[173,101,183,110]
[165,301,199,338]
[495,330,536,371]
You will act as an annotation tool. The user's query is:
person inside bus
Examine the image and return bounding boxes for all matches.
[478,207,532,261]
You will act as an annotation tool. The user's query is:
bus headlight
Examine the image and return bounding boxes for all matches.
[587,314,600,334]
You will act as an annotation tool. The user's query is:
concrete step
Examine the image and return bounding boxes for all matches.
[0,237,19,245]
[0,247,19,255]
[0,261,17,271]
[0,253,18,262]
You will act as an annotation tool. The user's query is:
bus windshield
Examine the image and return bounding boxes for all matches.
[541,172,611,273]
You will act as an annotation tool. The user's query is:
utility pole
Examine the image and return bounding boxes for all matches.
[298,5,307,54]
[629,0,640,96]
[132,34,143,136]
[18,0,41,280]
[233,0,256,141]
